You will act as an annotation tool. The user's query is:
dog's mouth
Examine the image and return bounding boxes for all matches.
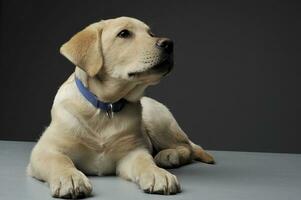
[128,56,173,78]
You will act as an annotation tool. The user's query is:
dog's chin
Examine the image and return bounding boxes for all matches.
[128,58,173,79]
[150,58,173,76]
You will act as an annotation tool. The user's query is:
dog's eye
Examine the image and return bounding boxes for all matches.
[117,29,131,38]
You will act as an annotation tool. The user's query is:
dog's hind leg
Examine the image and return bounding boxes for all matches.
[141,97,215,168]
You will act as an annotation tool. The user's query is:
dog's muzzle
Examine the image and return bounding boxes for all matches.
[128,38,174,77]
[156,38,173,54]
[152,38,174,76]
[150,55,173,76]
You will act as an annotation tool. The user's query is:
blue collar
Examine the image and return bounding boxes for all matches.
[75,76,127,117]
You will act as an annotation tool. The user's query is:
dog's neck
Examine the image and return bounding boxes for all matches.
[75,67,147,103]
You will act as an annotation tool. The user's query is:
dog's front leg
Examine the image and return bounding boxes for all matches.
[116,149,181,195]
[28,145,92,199]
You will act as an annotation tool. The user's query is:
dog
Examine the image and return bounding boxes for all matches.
[27,16,214,199]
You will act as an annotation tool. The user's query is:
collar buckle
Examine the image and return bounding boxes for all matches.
[106,103,114,119]
[75,76,127,117]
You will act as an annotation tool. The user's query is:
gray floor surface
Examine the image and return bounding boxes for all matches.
[0,141,300,200]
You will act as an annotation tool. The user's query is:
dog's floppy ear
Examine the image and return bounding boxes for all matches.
[60,22,104,77]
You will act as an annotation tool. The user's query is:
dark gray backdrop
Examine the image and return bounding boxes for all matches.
[0,0,299,153]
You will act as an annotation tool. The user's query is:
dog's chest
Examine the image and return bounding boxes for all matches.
[72,102,144,175]
[94,153,116,175]
[77,151,116,176]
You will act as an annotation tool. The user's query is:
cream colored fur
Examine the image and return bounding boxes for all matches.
[27,17,214,199]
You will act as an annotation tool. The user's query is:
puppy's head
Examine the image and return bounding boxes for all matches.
[60,17,173,84]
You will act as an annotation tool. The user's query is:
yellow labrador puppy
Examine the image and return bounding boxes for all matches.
[27,17,214,198]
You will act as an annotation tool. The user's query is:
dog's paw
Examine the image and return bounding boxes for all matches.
[138,167,181,195]
[155,147,194,168]
[154,149,181,168]
[49,169,92,199]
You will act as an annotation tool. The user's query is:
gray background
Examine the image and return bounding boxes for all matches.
[0,0,299,153]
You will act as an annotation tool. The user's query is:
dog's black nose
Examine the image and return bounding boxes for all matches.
[156,38,173,54]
